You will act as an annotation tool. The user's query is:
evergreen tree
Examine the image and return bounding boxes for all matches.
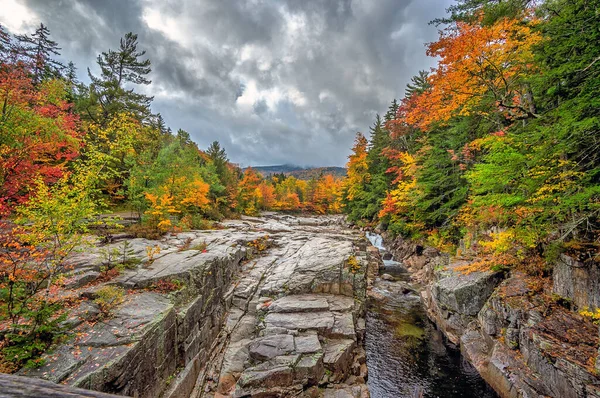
[207,141,229,177]
[65,61,77,85]
[405,70,430,98]
[363,114,392,220]
[384,99,399,122]
[177,128,192,147]
[16,23,64,83]
[87,32,153,124]
[63,61,79,100]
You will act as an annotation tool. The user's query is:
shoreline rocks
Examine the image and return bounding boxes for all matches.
[384,233,600,398]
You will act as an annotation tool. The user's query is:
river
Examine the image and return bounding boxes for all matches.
[365,232,498,398]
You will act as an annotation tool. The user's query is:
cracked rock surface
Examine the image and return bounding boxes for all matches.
[190,213,370,398]
[15,213,370,398]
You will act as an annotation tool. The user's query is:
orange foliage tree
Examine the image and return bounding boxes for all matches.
[238,167,262,215]
[407,14,542,130]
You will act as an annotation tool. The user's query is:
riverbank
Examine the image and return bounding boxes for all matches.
[381,233,600,398]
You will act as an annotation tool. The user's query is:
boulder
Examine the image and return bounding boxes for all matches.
[432,262,503,317]
[295,334,322,354]
[323,339,356,382]
[381,273,394,281]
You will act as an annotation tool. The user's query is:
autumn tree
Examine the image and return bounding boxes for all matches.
[256,181,276,210]
[1,164,101,368]
[0,72,81,214]
[342,133,370,221]
[407,15,542,130]
[237,168,263,215]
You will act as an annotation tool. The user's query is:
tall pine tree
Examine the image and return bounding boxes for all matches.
[86,32,153,125]
[16,23,64,84]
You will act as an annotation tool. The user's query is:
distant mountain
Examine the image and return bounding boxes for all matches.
[248,164,302,175]
[287,167,347,180]
[247,164,346,180]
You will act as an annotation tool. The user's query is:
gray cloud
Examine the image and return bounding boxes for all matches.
[4,0,452,167]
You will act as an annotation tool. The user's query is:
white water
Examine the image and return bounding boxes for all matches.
[365,231,385,250]
[366,232,403,268]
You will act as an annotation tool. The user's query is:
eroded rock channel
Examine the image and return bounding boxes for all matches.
[364,233,497,398]
[15,213,370,398]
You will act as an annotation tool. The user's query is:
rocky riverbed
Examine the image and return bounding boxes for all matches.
[382,233,600,398]
[11,213,371,398]
[7,213,593,398]
[364,233,497,398]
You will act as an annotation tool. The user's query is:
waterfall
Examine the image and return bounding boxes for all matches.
[365,231,385,250]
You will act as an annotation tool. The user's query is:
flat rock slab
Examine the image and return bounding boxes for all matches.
[268,294,355,314]
[20,292,173,386]
[248,335,295,361]
[260,238,355,296]
[295,334,322,354]
[0,373,121,398]
[269,295,330,313]
[265,311,335,333]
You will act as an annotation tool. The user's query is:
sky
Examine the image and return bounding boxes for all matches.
[0,0,452,167]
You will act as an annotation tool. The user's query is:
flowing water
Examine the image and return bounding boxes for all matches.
[365,232,498,398]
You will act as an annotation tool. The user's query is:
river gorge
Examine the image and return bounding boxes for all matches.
[1,213,598,398]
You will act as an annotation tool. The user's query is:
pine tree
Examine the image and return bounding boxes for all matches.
[63,61,79,100]
[153,113,168,135]
[384,99,399,122]
[363,114,392,220]
[405,70,430,98]
[207,141,229,176]
[87,32,153,124]
[16,23,64,84]
[177,129,192,147]
[65,61,77,84]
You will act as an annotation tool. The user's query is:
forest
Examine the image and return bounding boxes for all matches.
[343,0,599,279]
[0,24,341,369]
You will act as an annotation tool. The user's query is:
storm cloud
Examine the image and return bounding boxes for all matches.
[0,0,451,166]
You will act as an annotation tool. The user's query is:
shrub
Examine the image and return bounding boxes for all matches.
[146,245,161,264]
[189,241,208,252]
[150,279,183,293]
[248,235,270,252]
[94,286,125,316]
[346,255,361,274]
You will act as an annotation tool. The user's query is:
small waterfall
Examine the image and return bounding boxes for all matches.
[366,231,405,272]
[365,231,385,250]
